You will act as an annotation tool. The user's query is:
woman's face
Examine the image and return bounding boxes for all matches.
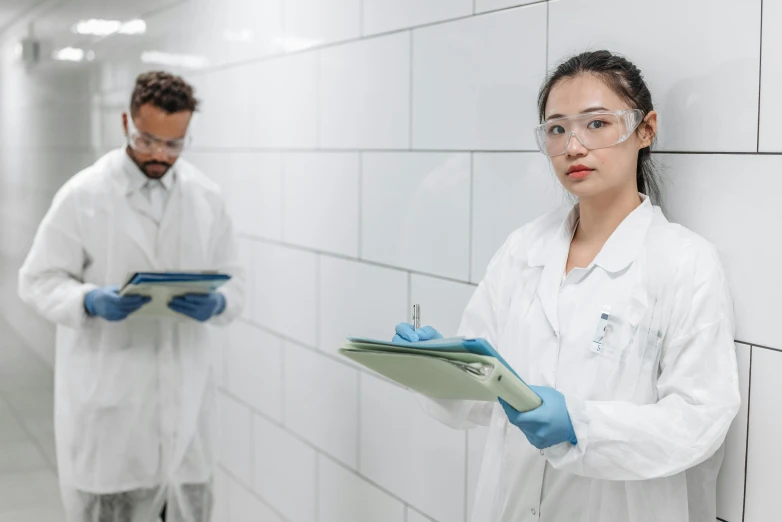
[543,74,656,201]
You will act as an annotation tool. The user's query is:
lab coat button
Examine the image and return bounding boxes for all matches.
[531,508,537,515]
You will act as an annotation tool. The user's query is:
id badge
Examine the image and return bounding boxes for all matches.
[591,306,611,354]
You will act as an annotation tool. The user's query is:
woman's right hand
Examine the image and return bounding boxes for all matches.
[393,323,443,343]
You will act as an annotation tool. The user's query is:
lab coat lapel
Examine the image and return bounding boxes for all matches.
[534,208,578,336]
[109,155,161,270]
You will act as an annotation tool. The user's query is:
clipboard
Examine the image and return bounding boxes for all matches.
[118,271,231,319]
[339,337,542,413]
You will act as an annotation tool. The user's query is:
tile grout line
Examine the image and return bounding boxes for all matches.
[0,393,56,472]
[741,346,753,520]
[468,152,474,282]
[756,0,764,153]
[219,464,293,522]
[237,233,480,287]
[409,29,414,150]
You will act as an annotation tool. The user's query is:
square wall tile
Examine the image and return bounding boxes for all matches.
[362,0,472,35]
[359,374,466,522]
[744,347,782,522]
[247,52,320,148]
[320,33,411,149]
[319,456,405,522]
[211,153,283,240]
[472,153,565,282]
[361,153,471,279]
[283,153,360,257]
[252,243,319,347]
[410,274,476,337]
[660,154,781,348]
[254,415,317,522]
[548,0,761,152]
[284,0,361,51]
[717,343,750,522]
[284,342,359,468]
[412,5,547,150]
[227,321,284,421]
[759,0,782,152]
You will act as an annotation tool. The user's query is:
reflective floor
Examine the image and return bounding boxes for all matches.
[0,316,64,521]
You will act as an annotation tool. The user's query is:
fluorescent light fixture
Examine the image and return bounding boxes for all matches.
[119,19,146,35]
[73,18,146,36]
[53,47,85,62]
[140,51,209,70]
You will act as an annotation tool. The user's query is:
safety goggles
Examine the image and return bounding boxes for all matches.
[126,118,191,158]
[534,109,645,157]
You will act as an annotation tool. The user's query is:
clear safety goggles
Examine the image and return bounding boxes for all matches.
[126,118,191,158]
[534,109,644,157]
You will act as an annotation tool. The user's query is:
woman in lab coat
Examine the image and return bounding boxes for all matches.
[394,50,740,522]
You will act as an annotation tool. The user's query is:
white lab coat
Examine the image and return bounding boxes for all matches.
[420,196,740,522]
[18,149,245,521]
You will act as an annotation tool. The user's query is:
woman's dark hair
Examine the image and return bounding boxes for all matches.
[537,50,661,205]
[130,71,199,116]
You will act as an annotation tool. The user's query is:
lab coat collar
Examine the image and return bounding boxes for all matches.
[527,194,654,274]
[529,194,654,336]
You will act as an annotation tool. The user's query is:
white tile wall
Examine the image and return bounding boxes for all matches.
[4,1,781,521]
[359,373,467,522]
[226,321,284,421]
[284,342,359,468]
[226,473,285,522]
[282,153,360,257]
[475,0,543,13]
[318,456,405,522]
[319,256,408,355]
[548,0,762,153]
[716,343,751,522]
[361,153,471,279]
[471,153,565,281]
[759,0,782,152]
[252,242,319,346]
[201,152,283,240]
[412,5,547,150]
[660,154,782,348]
[467,427,490,517]
[253,415,318,522]
[320,33,411,149]
[245,53,321,149]
[284,0,361,51]
[362,0,472,36]
[744,348,782,522]
[219,394,253,486]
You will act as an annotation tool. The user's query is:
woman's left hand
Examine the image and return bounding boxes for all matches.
[499,385,578,450]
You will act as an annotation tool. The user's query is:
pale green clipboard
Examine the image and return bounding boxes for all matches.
[339,338,542,413]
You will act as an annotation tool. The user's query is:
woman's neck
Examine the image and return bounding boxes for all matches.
[574,187,643,245]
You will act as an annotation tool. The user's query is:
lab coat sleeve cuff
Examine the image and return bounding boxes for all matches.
[76,283,101,327]
[545,394,589,468]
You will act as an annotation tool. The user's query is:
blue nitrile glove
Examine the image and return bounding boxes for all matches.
[392,322,443,343]
[499,385,578,450]
[168,293,226,322]
[85,286,151,322]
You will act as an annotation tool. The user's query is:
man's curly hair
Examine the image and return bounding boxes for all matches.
[130,71,199,116]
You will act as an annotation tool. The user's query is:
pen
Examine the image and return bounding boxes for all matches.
[412,304,420,331]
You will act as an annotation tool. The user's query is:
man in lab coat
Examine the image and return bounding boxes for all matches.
[18,71,244,522]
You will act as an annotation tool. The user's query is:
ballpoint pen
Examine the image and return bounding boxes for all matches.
[412,303,420,331]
